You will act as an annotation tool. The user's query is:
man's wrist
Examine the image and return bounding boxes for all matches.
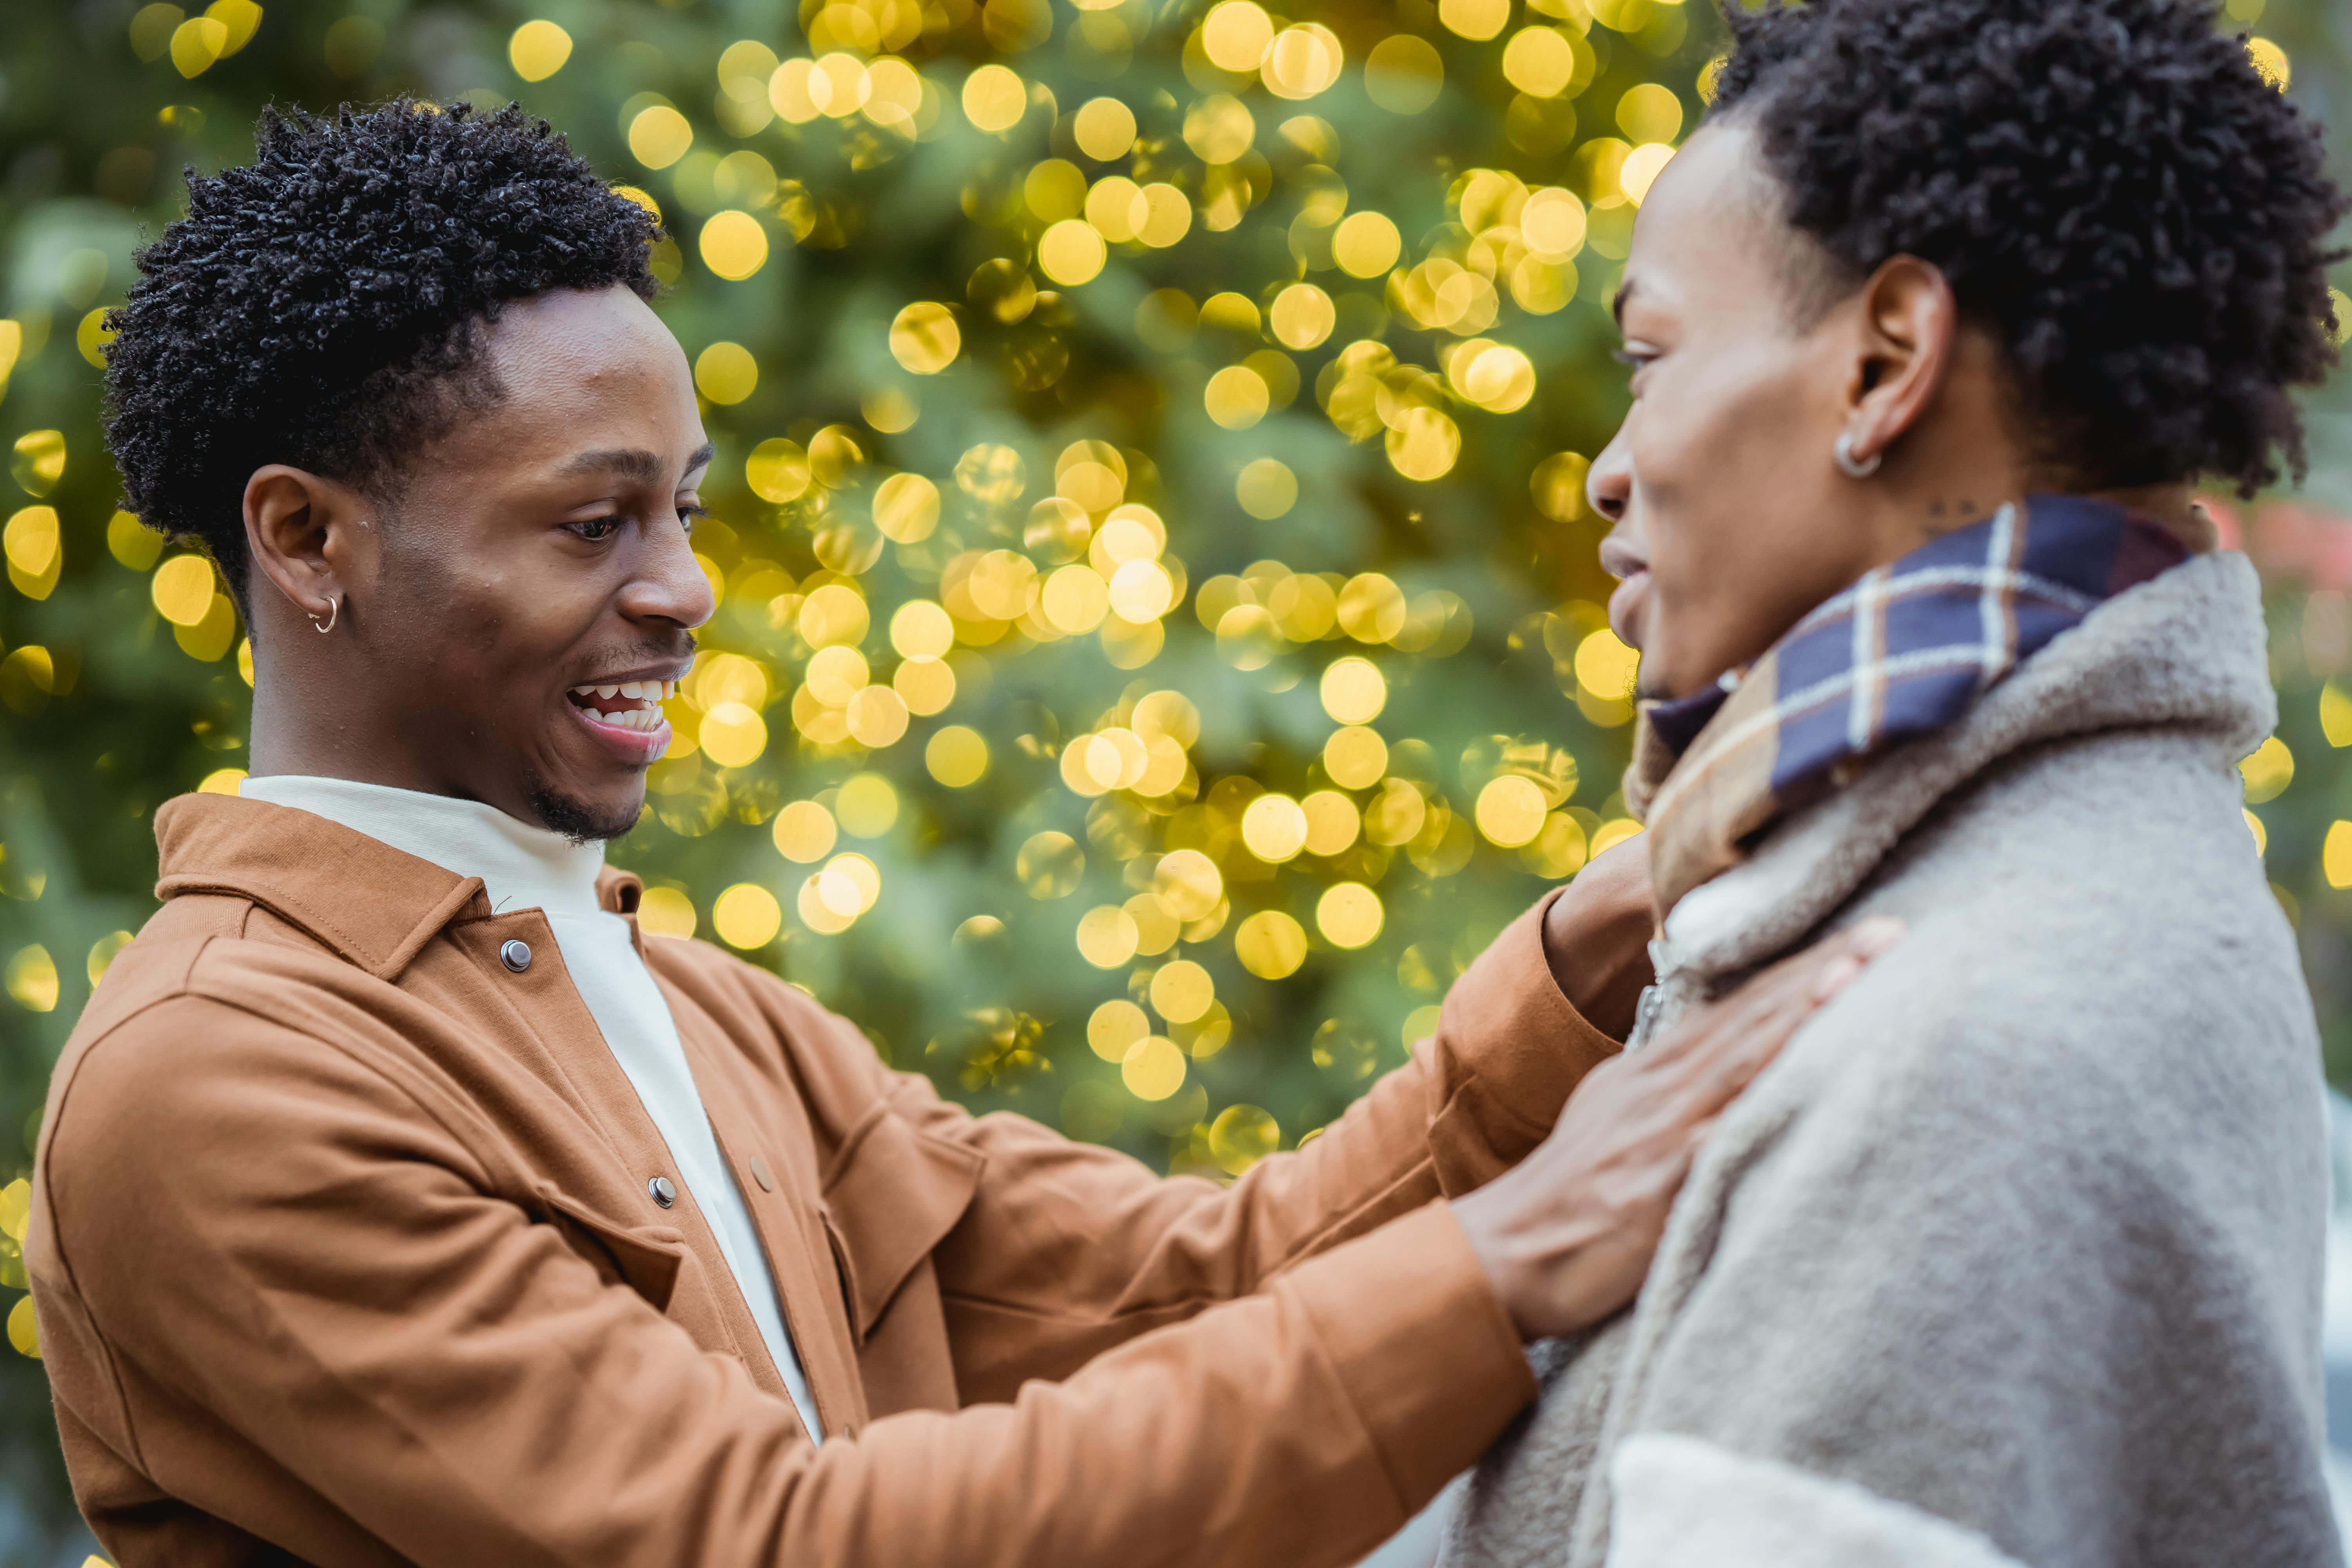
[1540,846,1657,1040]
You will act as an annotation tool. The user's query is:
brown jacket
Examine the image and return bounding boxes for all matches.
[27,795,1621,1568]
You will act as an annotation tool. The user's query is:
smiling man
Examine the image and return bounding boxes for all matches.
[19,102,1902,1568]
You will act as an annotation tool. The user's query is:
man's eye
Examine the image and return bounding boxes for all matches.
[570,516,622,541]
[679,502,709,533]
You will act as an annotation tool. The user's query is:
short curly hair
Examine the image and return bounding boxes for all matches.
[1709,0,2347,496]
[104,99,660,605]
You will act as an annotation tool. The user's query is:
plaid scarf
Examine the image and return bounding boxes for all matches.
[1628,494,2193,915]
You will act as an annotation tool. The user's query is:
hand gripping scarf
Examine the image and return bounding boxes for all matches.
[1626,495,2194,916]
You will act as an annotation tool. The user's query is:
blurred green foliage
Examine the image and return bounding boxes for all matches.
[0,0,2343,1558]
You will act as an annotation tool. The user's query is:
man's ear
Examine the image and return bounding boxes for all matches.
[244,465,363,625]
[1840,256,1959,468]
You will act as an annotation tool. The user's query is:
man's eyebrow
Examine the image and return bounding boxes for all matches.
[555,442,718,483]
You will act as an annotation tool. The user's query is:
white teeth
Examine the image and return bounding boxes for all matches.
[623,680,647,700]
[596,684,620,699]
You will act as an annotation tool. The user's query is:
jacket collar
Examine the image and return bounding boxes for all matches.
[153,795,646,981]
[1654,550,2274,980]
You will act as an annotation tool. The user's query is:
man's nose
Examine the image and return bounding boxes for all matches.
[1588,427,1632,522]
[622,521,717,630]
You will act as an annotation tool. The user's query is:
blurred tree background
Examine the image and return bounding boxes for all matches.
[0,0,2343,1558]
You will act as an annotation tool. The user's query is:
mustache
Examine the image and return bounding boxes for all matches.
[574,630,696,684]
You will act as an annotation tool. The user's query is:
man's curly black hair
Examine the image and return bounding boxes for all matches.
[103,99,660,608]
[1709,0,2347,496]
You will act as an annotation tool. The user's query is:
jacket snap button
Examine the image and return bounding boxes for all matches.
[499,939,532,973]
[749,1156,774,1193]
[648,1176,676,1209]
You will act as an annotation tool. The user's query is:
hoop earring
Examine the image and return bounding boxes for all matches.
[310,596,339,634]
[1834,430,1883,479]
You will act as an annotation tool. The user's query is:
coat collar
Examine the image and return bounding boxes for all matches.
[1654,550,2275,980]
[153,794,646,981]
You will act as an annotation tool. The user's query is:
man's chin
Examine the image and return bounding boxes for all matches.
[524,774,646,844]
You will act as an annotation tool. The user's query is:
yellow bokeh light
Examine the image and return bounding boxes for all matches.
[799,873,858,933]
[13,430,64,496]
[1241,793,1308,862]
[825,852,883,911]
[1235,911,1308,978]
[1150,958,1216,1023]
[891,599,954,659]
[1038,219,1107,286]
[1365,34,1444,115]
[1201,1,1274,71]
[1076,904,1140,967]
[2321,681,2352,747]
[1617,82,1684,142]
[1074,97,1138,160]
[773,800,840,862]
[1135,184,1194,248]
[1522,187,1587,258]
[1018,830,1086,898]
[1087,176,1142,241]
[713,884,784,949]
[694,341,759,404]
[2240,736,2293,804]
[963,64,1028,132]
[638,886,699,939]
[1338,573,1407,643]
[2246,36,2288,91]
[1575,628,1640,700]
[770,59,822,123]
[1319,657,1386,724]
[1090,998,1151,1060]
[171,16,229,77]
[510,20,573,81]
[1333,212,1402,278]
[1440,0,1508,40]
[1503,27,1575,96]
[1154,849,1223,920]
[1205,365,1270,429]
[895,656,956,715]
[1236,458,1298,520]
[1109,559,1174,622]
[1209,1104,1281,1172]
[1263,24,1344,100]
[1475,776,1548,846]
[875,473,942,543]
[747,437,812,502]
[927,724,989,786]
[4,506,58,580]
[1620,143,1676,204]
[1316,882,1384,948]
[1183,94,1256,165]
[1591,818,1644,856]
[87,929,133,987]
[890,302,961,373]
[1301,789,1360,855]
[628,105,694,168]
[699,701,768,766]
[2325,821,2352,887]
[800,583,871,648]
[1323,726,1388,789]
[1045,564,1111,633]
[1270,284,1335,350]
[151,554,215,626]
[196,767,245,796]
[1386,406,1461,481]
[4,945,58,1013]
[700,211,769,281]
[2246,809,2268,856]
[1026,159,1087,221]
[807,644,871,706]
[846,685,910,747]
[1122,1036,1187,1100]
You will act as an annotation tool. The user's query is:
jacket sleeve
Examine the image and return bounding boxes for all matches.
[871,887,1626,1397]
[33,991,1537,1568]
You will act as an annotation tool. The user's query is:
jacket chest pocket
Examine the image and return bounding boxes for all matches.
[820,1109,982,1345]
[534,1182,687,1313]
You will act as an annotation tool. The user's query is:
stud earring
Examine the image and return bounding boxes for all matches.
[1834,430,1883,479]
[310,596,339,634]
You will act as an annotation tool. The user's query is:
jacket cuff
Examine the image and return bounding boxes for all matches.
[1423,889,1623,1192]
[1284,1201,1536,1511]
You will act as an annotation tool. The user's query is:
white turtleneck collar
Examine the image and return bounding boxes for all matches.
[240,775,607,918]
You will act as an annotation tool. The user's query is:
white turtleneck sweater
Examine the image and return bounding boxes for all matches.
[238,774,823,1441]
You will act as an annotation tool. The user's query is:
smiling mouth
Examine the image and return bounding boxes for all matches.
[566,679,678,734]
